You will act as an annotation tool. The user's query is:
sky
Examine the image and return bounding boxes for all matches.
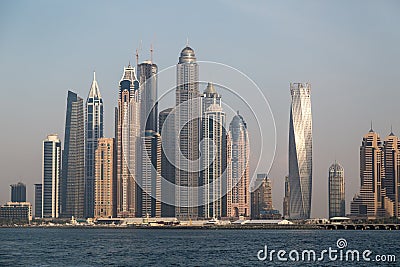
[0,0,399,218]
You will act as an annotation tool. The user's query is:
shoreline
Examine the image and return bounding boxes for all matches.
[1,224,400,230]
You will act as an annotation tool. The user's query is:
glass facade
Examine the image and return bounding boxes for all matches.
[42,134,61,218]
[288,83,313,219]
[328,162,345,218]
[85,72,104,218]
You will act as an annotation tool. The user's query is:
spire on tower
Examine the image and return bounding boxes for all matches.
[369,120,374,133]
[135,49,139,67]
[150,44,154,63]
[186,37,189,47]
[390,125,394,136]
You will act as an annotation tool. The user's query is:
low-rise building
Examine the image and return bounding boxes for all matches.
[0,202,32,223]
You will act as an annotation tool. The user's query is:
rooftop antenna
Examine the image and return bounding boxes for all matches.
[150,44,154,63]
[136,40,142,66]
[186,37,189,47]
[135,48,139,67]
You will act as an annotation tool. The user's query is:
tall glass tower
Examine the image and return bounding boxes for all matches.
[159,108,176,217]
[328,162,345,218]
[138,60,158,132]
[175,46,200,220]
[137,58,161,218]
[201,83,226,219]
[62,91,85,219]
[42,134,61,218]
[85,72,104,218]
[288,83,313,220]
[227,112,250,218]
[116,64,140,218]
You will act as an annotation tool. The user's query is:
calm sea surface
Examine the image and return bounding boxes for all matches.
[0,228,399,266]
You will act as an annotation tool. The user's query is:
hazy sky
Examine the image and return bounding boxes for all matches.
[1,0,399,218]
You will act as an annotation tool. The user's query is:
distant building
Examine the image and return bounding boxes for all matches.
[350,128,394,219]
[116,64,140,218]
[227,112,250,218]
[201,83,226,219]
[0,202,32,223]
[94,138,115,219]
[10,182,26,202]
[85,72,104,218]
[42,134,61,218]
[283,176,290,218]
[34,184,42,219]
[62,91,85,219]
[328,162,345,218]
[251,174,280,219]
[382,131,400,217]
[159,108,175,217]
[288,83,313,220]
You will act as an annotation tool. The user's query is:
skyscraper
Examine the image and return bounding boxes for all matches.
[138,60,158,132]
[42,134,61,218]
[201,83,226,219]
[94,138,115,219]
[34,184,42,219]
[382,131,400,217]
[175,46,200,220]
[85,72,104,218]
[62,91,85,219]
[251,174,274,219]
[116,64,140,218]
[288,83,313,220]
[159,108,176,217]
[137,57,161,218]
[328,162,345,218]
[10,182,26,202]
[227,112,250,218]
[350,128,394,218]
[140,130,162,217]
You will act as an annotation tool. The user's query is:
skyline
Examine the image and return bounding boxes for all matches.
[1,1,400,218]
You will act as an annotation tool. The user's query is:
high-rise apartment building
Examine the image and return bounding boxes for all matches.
[94,138,115,218]
[159,108,176,217]
[227,112,250,218]
[10,182,26,202]
[137,58,161,218]
[201,83,226,219]
[116,64,140,218]
[288,83,313,220]
[62,91,85,218]
[382,131,400,217]
[138,60,158,132]
[42,134,61,218]
[34,184,42,219]
[251,174,274,219]
[175,46,200,220]
[140,130,162,217]
[328,162,345,218]
[85,72,104,218]
[350,129,394,218]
